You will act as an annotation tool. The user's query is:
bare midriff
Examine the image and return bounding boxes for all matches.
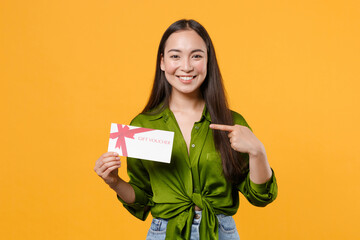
[194,205,202,211]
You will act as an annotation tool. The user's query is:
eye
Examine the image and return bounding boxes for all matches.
[192,54,203,59]
[170,55,180,59]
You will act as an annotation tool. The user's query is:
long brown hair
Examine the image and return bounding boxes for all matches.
[142,19,248,184]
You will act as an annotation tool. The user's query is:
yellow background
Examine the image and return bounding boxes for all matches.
[1,0,359,239]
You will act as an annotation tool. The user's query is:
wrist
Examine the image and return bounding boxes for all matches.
[107,177,122,190]
[249,143,266,159]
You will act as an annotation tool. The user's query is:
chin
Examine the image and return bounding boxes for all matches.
[175,87,200,95]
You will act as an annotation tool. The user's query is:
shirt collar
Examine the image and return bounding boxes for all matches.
[199,104,211,122]
[146,103,211,123]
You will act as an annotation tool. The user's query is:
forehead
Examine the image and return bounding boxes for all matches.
[164,30,207,52]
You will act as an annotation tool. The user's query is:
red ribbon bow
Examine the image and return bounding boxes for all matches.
[109,124,154,156]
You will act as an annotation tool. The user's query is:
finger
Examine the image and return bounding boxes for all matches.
[102,152,119,158]
[96,156,120,171]
[102,156,121,163]
[98,162,121,177]
[209,124,234,132]
[96,155,120,168]
[98,159,121,173]
[102,165,120,178]
[95,152,119,167]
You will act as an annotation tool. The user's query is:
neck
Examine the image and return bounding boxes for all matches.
[169,89,205,112]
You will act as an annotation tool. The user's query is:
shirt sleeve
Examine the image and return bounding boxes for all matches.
[117,157,154,220]
[231,110,278,207]
[116,116,154,220]
[236,168,278,207]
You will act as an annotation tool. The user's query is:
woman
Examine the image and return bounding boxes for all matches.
[94,19,278,240]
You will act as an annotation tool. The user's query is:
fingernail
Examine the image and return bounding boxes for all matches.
[116,157,120,160]
[113,152,118,156]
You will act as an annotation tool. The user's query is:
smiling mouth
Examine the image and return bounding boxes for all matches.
[176,75,197,81]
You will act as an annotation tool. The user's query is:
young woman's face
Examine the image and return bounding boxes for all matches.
[161,30,207,96]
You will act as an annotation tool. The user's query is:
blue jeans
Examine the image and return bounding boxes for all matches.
[146,210,240,240]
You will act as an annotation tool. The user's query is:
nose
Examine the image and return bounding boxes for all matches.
[180,58,193,72]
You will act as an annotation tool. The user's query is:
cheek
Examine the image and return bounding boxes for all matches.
[164,61,178,74]
[194,61,207,74]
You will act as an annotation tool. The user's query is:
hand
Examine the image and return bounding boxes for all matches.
[210,124,272,184]
[94,152,122,187]
[209,124,265,157]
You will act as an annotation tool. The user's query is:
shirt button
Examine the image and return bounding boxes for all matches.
[191,144,195,148]
[195,126,199,130]
[194,214,201,219]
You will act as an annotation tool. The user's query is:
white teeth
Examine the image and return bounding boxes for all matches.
[179,76,194,80]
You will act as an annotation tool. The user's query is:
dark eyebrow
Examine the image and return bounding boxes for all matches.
[167,49,205,54]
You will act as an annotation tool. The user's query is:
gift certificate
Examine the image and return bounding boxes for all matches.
[108,123,174,163]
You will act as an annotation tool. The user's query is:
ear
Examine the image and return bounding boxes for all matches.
[160,53,165,71]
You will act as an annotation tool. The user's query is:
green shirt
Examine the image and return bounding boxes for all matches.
[118,105,278,239]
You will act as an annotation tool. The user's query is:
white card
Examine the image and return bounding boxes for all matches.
[108,123,174,163]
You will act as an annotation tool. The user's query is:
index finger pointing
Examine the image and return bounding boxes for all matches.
[209,124,234,132]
